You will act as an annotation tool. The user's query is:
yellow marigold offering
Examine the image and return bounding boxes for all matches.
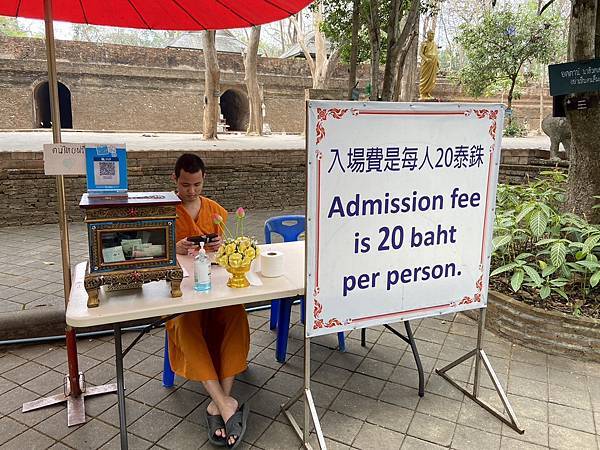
[228,253,243,268]
[213,207,260,288]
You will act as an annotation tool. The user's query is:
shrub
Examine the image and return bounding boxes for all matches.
[491,171,600,317]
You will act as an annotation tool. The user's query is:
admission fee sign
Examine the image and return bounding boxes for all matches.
[306,101,504,337]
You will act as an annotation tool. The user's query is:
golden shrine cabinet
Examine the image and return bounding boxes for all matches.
[80,192,183,308]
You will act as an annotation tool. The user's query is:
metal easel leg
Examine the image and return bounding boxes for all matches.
[281,330,327,449]
[382,322,425,397]
[435,308,524,434]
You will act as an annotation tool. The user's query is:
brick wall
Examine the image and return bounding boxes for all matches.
[1,35,552,134]
[0,147,565,227]
[431,79,553,133]
[499,148,569,184]
[467,291,600,362]
[0,149,306,227]
[0,36,363,134]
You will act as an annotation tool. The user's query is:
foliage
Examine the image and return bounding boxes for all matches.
[454,1,562,106]
[0,17,41,38]
[320,0,434,65]
[502,117,527,137]
[319,0,385,65]
[72,24,181,48]
[491,171,600,317]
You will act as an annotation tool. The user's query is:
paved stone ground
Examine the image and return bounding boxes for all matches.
[0,131,550,152]
[0,309,599,449]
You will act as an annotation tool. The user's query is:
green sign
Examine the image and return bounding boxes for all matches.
[548,58,600,96]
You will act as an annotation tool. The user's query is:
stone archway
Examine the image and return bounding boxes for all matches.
[34,81,73,128]
[219,89,249,132]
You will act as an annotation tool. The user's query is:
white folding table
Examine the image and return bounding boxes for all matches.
[66,241,304,449]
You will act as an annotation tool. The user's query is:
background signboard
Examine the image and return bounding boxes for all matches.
[306,101,504,337]
[43,143,86,175]
[548,59,600,96]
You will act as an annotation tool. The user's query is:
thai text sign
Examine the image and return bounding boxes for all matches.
[305,101,504,337]
[548,59,600,96]
[43,143,86,175]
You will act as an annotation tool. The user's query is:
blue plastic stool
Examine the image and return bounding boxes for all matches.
[265,215,345,362]
[162,332,175,388]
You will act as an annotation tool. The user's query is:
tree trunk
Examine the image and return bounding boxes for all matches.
[538,63,544,133]
[245,26,263,135]
[367,0,381,100]
[392,32,419,102]
[597,0,600,56]
[569,0,596,59]
[348,0,361,100]
[382,0,420,101]
[381,0,402,101]
[312,3,340,89]
[507,77,516,127]
[291,5,337,90]
[313,3,327,88]
[399,17,420,101]
[565,0,600,222]
[202,30,220,140]
[279,21,286,54]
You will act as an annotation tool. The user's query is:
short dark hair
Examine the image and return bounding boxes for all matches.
[174,153,206,178]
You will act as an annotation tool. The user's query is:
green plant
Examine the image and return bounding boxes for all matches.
[454,1,563,123]
[491,171,600,316]
[503,118,527,137]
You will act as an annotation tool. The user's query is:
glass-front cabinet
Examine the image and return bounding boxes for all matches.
[91,222,173,271]
[80,192,183,308]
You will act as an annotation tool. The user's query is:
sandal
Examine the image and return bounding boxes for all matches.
[224,402,250,449]
[205,411,227,447]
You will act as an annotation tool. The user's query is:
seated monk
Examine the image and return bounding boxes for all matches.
[166,153,250,448]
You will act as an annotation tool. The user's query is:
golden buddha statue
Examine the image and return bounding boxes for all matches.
[419,31,439,100]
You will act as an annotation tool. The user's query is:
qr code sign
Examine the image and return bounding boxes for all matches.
[94,159,119,185]
[99,161,116,176]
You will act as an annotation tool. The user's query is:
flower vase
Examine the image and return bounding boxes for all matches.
[226,264,251,288]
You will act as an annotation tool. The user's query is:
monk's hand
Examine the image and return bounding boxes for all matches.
[205,235,223,253]
[176,238,196,255]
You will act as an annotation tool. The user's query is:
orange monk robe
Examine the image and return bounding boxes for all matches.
[166,196,250,382]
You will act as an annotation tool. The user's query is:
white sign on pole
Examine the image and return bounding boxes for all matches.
[43,143,86,175]
[306,101,504,337]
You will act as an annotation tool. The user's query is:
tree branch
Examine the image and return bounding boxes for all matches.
[289,14,316,76]
[539,0,558,16]
[324,47,342,81]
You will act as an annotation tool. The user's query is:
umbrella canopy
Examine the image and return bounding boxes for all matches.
[0,0,311,30]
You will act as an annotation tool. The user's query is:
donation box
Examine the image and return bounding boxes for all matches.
[79,192,184,308]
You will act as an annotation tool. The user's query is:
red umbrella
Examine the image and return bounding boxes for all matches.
[1,0,310,30]
[2,0,312,444]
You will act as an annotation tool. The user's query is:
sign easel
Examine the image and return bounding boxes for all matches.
[282,101,524,449]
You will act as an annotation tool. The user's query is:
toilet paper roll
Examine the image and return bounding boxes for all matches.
[261,250,284,278]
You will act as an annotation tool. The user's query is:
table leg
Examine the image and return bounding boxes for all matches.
[114,324,128,450]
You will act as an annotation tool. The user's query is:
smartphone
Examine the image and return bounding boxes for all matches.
[187,233,219,244]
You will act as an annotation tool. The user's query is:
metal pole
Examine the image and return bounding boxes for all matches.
[473,308,486,397]
[43,0,80,398]
[303,333,310,446]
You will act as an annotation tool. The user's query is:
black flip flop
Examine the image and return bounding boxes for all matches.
[205,411,227,447]
[224,402,250,449]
